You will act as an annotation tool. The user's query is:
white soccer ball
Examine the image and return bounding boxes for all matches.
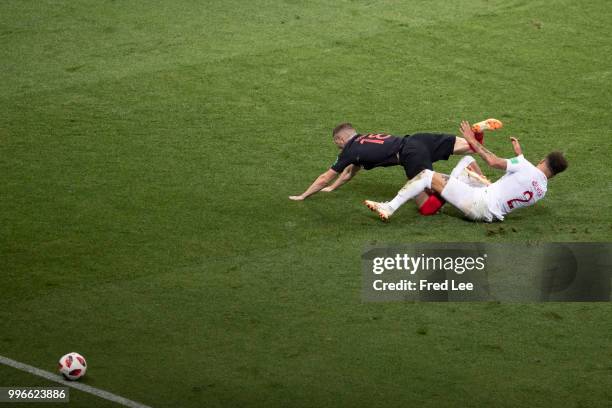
[58,352,87,381]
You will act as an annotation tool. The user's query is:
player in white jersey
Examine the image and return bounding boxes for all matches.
[364,120,568,222]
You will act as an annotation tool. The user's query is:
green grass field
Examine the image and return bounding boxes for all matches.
[1,0,611,406]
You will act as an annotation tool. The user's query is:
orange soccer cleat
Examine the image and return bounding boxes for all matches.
[471,118,503,145]
[471,118,503,133]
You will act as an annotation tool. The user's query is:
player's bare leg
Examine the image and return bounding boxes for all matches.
[452,137,473,154]
[429,172,450,196]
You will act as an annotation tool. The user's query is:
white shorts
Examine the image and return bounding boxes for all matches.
[441,175,495,222]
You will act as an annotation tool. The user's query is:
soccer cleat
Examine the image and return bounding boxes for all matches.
[471,118,502,146]
[471,118,503,133]
[364,200,394,222]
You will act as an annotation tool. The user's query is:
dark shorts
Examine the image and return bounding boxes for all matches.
[399,133,456,178]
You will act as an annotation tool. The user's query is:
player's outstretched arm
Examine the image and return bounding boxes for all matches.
[321,165,360,192]
[459,121,507,170]
[289,169,338,201]
[510,137,522,156]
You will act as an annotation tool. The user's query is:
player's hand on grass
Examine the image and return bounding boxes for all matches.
[289,195,305,201]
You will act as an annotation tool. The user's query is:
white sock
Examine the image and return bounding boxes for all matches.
[388,170,434,211]
[450,155,475,179]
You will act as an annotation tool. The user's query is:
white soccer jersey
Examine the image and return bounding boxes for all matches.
[486,155,548,220]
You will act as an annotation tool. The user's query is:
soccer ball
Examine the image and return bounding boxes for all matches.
[58,352,87,381]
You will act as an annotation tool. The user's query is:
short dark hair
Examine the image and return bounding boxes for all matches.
[545,151,568,176]
[332,122,354,140]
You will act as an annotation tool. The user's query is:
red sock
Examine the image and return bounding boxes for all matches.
[419,194,446,216]
[469,131,484,152]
